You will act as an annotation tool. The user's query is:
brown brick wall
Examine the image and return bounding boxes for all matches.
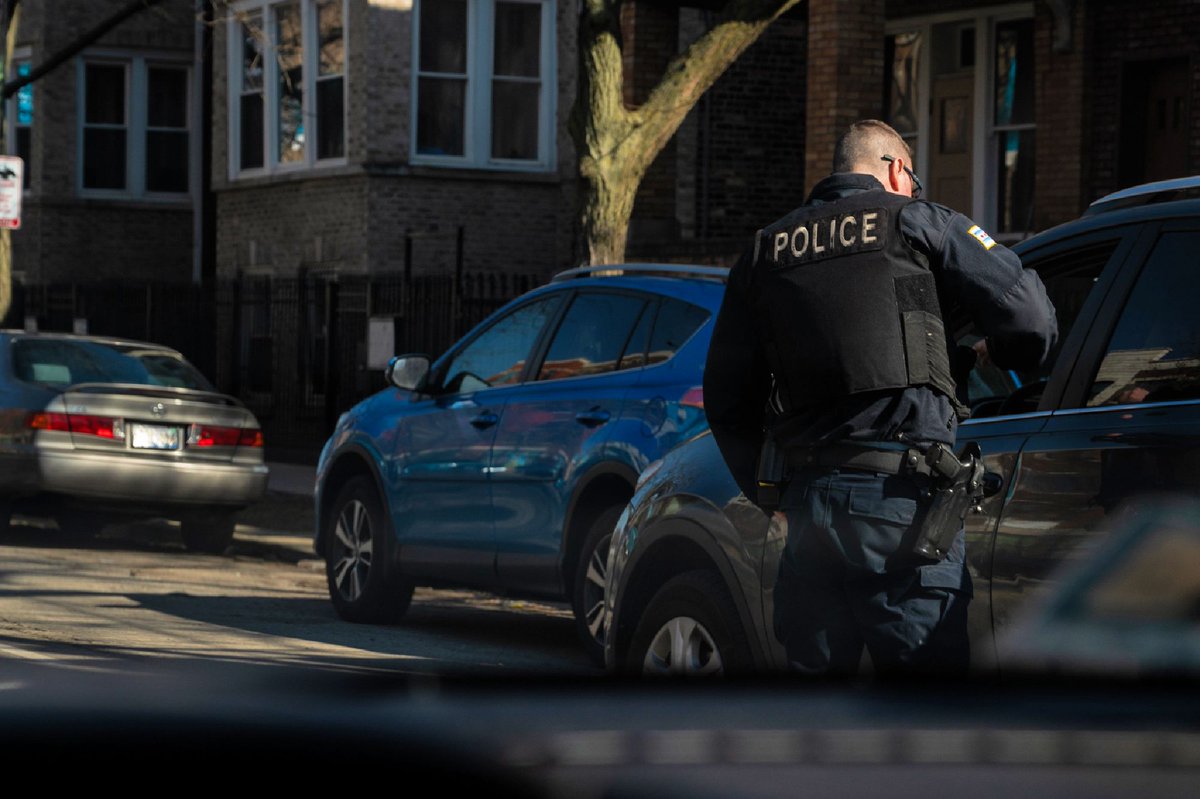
[696,14,808,243]
[805,0,886,197]
[1087,0,1200,204]
[622,2,680,243]
[1033,0,1088,230]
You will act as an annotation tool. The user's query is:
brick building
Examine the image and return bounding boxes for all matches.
[8,0,199,284]
[10,0,1198,283]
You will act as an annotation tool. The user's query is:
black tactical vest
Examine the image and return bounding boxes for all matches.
[748,189,963,415]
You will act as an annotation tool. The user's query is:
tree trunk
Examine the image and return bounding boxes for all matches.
[0,1,20,322]
[571,0,802,265]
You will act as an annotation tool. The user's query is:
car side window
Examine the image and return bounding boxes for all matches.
[964,239,1117,417]
[1085,231,1200,407]
[536,292,648,381]
[437,296,559,394]
[646,298,710,366]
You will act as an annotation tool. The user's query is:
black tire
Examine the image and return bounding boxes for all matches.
[572,505,623,665]
[626,569,753,676]
[0,498,11,535]
[324,476,414,624]
[181,513,237,554]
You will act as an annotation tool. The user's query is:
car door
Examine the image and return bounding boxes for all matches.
[490,290,651,592]
[989,222,1200,670]
[386,294,563,585]
[954,229,1140,670]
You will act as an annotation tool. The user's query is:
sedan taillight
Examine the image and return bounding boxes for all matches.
[29,411,125,439]
[187,424,264,448]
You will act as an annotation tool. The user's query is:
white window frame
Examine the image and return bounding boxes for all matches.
[76,51,196,202]
[6,47,32,193]
[227,0,349,179]
[410,0,556,172]
[886,3,1035,237]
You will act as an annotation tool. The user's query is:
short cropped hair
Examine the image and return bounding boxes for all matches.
[832,120,914,173]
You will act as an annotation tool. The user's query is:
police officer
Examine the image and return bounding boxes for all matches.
[704,120,1058,676]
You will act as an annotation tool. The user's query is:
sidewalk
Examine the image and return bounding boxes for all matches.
[266,461,317,496]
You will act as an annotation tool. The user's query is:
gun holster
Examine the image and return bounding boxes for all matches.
[912,442,985,561]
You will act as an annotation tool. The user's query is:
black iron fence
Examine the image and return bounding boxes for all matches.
[3,270,543,459]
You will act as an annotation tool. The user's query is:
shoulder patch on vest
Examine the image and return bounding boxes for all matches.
[967,224,996,250]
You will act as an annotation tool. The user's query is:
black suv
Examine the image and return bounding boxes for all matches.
[603,177,1200,675]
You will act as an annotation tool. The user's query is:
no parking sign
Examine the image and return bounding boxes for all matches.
[0,155,22,229]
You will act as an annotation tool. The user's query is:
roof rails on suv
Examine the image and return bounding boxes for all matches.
[1084,175,1200,217]
[551,263,729,283]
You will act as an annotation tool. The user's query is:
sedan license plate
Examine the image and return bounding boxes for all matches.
[130,423,180,451]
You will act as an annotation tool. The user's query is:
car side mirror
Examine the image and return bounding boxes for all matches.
[385,354,430,392]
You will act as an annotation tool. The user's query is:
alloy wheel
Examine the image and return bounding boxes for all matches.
[642,616,724,676]
[581,532,612,646]
[331,499,373,602]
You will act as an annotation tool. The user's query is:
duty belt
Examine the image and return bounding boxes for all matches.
[786,443,935,477]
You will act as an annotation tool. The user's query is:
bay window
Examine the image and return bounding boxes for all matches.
[412,0,555,171]
[230,0,346,176]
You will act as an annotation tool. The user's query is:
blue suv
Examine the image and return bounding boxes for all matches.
[314,264,725,662]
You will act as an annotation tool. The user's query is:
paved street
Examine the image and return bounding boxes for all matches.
[0,488,599,680]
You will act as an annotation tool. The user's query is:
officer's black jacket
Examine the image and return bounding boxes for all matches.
[704,172,1059,499]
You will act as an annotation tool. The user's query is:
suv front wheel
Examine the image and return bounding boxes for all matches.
[324,476,414,624]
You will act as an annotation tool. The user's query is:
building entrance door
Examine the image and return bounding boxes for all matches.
[928,73,974,211]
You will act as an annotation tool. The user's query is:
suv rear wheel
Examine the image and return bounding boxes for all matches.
[627,569,752,676]
[325,476,414,624]
[572,505,623,665]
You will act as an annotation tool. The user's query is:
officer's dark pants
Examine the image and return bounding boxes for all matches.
[772,468,972,676]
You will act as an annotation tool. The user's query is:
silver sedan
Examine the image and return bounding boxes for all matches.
[0,332,268,552]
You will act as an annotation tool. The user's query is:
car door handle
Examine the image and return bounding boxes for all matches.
[470,411,500,429]
[982,471,1004,498]
[575,408,611,428]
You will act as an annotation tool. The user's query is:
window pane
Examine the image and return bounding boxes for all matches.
[241,16,264,92]
[494,1,540,78]
[240,93,264,168]
[83,129,126,189]
[1087,232,1200,406]
[491,81,538,160]
[440,297,559,392]
[316,77,344,159]
[420,0,467,74]
[885,31,921,136]
[995,129,1035,233]
[276,2,304,163]
[146,130,189,192]
[148,67,187,128]
[995,19,1034,126]
[648,299,710,365]
[318,0,344,76]
[537,294,646,381]
[619,302,655,370]
[85,64,125,124]
[417,77,465,156]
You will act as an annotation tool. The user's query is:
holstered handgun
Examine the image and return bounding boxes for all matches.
[756,436,786,512]
[912,442,985,561]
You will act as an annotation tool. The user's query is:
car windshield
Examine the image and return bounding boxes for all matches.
[12,339,213,391]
